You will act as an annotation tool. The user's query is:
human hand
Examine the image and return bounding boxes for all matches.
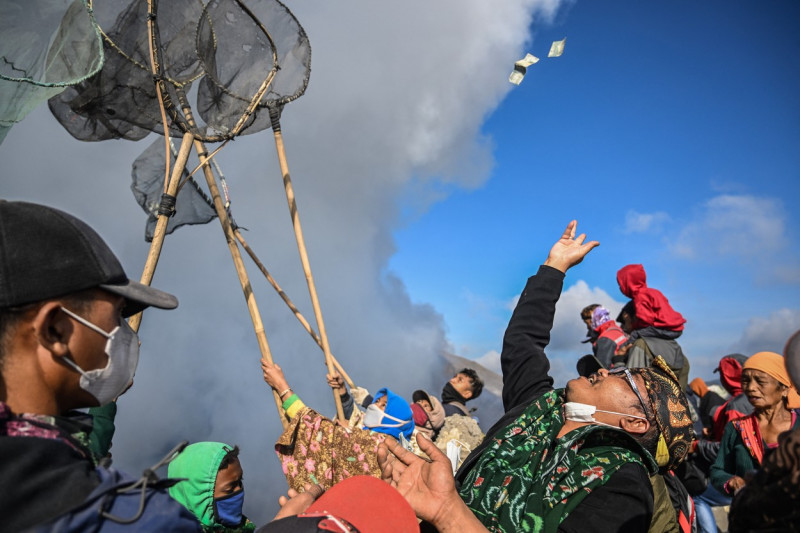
[350,386,370,405]
[543,220,599,274]
[727,475,746,493]
[261,360,290,394]
[378,434,486,532]
[326,372,347,397]
[272,483,324,521]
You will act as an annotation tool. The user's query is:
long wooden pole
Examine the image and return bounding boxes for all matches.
[195,140,287,428]
[269,107,344,422]
[234,229,355,388]
[129,0,187,333]
[129,131,194,333]
[173,98,287,427]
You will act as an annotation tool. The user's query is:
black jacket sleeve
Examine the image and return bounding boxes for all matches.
[340,392,354,419]
[501,265,562,413]
[456,265,564,484]
[558,463,654,533]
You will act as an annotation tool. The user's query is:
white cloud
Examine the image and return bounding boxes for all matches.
[670,194,787,259]
[475,349,502,374]
[471,277,625,388]
[537,281,626,386]
[731,308,800,355]
[549,280,624,350]
[623,209,670,234]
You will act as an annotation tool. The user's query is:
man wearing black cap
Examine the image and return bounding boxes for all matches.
[0,201,199,531]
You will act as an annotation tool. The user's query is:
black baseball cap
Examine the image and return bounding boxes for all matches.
[0,200,177,316]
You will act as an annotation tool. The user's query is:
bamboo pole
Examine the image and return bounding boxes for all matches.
[128,0,186,333]
[234,229,355,388]
[195,140,287,428]
[173,98,287,427]
[269,106,345,422]
[129,131,194,333]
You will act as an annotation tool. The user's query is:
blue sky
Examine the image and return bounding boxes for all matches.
[390,0,800,382]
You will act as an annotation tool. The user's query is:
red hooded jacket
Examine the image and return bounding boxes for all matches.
[617,264,686,331]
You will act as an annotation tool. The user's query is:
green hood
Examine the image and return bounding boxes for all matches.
[168,442,235,530]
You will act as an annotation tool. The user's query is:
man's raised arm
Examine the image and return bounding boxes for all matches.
[501,220,599,412]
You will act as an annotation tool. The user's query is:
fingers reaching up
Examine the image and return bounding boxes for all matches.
[544,220,599,273]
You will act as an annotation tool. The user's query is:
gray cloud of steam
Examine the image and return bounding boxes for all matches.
[731,309,800,356]
[0,0,565,524]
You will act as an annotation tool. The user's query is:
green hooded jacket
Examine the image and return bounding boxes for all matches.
[168,442,255,533]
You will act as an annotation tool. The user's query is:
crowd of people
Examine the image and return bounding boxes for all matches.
[1,200,798,532]
[575,261,800,533]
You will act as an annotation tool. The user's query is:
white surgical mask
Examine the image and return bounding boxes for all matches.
[362,403,409,429]
[60,307,139,406]
[564,401,647,428]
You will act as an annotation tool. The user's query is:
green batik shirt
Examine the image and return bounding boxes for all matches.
[459,389,656,533]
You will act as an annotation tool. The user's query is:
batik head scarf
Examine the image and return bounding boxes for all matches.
[631,356,694,471]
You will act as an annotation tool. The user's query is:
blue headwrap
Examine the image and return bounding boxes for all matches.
[364,387,414,440]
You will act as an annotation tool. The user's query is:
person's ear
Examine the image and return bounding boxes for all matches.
[461,388,473,400]
[31,302,73,358]
[620,416,649,435]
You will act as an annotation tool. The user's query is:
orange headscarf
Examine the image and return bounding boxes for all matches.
[689,377,708,398]
[744,351,800,409]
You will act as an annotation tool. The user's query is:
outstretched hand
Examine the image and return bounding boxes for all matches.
[272,483,324,521]
[377,434,487,532]
[543,220,599,273]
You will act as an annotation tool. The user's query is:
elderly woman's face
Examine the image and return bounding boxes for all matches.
[742,369,786,410]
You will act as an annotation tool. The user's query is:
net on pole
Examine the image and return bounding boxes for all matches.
[47,0,292,143]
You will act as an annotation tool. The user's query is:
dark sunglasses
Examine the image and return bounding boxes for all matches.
[609,367,652,419]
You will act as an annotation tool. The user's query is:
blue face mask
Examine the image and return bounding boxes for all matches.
[214,488,245,527]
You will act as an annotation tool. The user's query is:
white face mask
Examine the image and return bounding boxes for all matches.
[362,403,409,429]
[563,401,648,428]
[59,307,140,406]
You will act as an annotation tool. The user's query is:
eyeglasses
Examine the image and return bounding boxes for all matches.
[609,367,652,419]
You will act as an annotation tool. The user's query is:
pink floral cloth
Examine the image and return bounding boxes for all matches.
[274,407,386,492]
[0,401,90,458]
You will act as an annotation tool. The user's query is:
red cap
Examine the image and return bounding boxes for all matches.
[302,476,419,532]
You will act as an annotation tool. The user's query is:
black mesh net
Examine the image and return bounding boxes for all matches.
[196,0,311,133]
[131,138,217,242]
[47,0,311,143]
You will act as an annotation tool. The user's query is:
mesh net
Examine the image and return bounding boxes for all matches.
[47,0,311,143]
[131,138,217,242]
[196,0,311,133]
[0,0,103,143]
